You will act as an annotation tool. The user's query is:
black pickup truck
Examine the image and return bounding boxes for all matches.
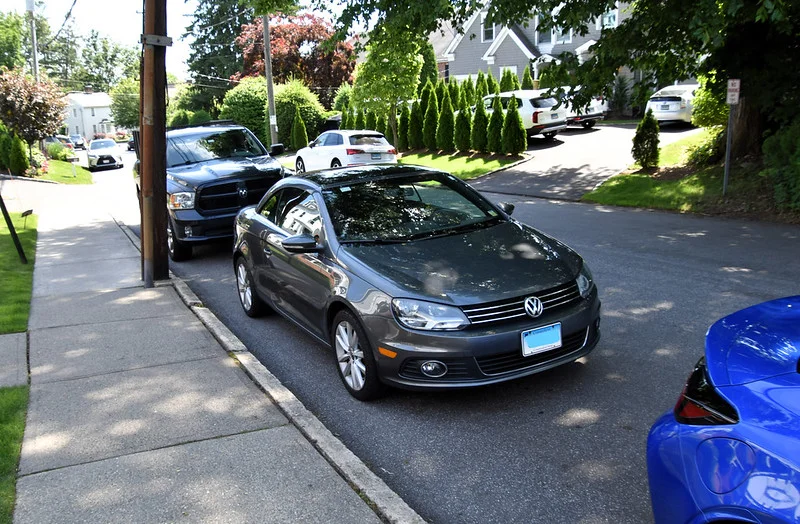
[134,122,286,261]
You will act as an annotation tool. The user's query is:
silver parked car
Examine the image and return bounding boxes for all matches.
[233,164,601,400]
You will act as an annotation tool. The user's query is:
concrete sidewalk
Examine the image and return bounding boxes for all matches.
[1,177,422,523]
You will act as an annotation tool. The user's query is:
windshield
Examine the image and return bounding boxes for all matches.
[90,140,115,149]
[323,173,501,243]
[166,128,266,167]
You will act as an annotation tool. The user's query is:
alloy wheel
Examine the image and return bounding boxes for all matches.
[236,261,252,311]
[335,320,366,391]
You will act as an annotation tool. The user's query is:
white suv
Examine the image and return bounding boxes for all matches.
[482,90,568,139]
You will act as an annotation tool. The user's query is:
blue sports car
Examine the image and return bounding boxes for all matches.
[647,296,800,524]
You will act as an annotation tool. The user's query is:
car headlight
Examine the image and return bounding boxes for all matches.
[167,191,195,210]
[87,154,98,159]
[576,262,595,298]
[391,298,469,331]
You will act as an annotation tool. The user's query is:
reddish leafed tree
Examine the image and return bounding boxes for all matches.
[233,13,355,107]
[0,68,68,146]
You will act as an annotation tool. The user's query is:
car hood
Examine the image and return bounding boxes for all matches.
[167,156,283,190]
[339,221,582,305]
[88,147,119,155]
[705,296,800,386]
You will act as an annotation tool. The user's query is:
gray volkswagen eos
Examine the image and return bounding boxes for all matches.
[233,164,600,400]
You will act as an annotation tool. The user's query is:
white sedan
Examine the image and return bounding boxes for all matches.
[645,84,700,124]
[87,139,124,171]
[294,130,397,173]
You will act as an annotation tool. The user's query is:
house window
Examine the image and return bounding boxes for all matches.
[92,124,97,134]
[481,13,495,42]
[600,10,618,29]
[91,108,96,117]
[556,27,572,44]
[536,16,551,45]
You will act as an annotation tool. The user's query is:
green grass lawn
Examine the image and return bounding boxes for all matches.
[39,159,93,185]
[399,150,522,180]
[0,386,28,524]
[0,213,37,334]
[658,128,715,167]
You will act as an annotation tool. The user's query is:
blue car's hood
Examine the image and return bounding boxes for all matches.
[339,221,582,305]
[705,296,800,386]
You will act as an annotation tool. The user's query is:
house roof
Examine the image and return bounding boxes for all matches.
[67,92,112,108]
[482,25,541,63]
[429,21,457,61]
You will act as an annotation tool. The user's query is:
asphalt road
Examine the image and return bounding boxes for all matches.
[117,134,800,523]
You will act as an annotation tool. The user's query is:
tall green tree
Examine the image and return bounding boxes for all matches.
[408,100,423,149]
[487,96,504,154]
[398,103,410,151]
[486,69,499,94]
[521,65,534,90]
[291,105,308,150]
[423,91,439,150]
[436,89,455,152]
[419,80,434,123]
[501,96,526,155]
[110,78,140,129]
[72,31,138,92]
[463,75,476,106]
[454,90,472,153]
[418,40,438,95]
[471,97,489,153]
[0,12,24,70]
[475,71,488,101]
[351,28,423,145]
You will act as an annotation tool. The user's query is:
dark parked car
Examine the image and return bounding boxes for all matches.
[134,122,286,261]
[648,296,800,524]
[70,134,87,150]
[233,164,601,400]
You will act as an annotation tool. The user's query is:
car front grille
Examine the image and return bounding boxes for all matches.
[475,326,593,376]
[461,281,581,327]
[197,177,275,213]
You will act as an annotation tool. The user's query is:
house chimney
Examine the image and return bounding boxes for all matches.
[84,85,94,93]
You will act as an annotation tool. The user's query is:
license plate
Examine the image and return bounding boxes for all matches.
[521,323,562,357]
[371,153,381,160]
[100,159,110,164]
[660,104,670,110]
[551,113,559,120]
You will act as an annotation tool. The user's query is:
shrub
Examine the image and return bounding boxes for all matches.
[761,120,800,211]
[475,71,488,100]
[692,76,728,128]
[419,80,435,122]
[9,134,29,176]
[454,92,472,153]
[521,65,534,90]
[169,109,191,127]
[486,69,499,94]
[333,83,352,112]
[487,96,504,154]
[408,100,423,149]
[220,77,269,145]
[189,109,212,125]
[471,98,489,153]
[46,142,70,160]
[436,90,455,152]
[687,128,725,167]
[376,113,387,140]
[448,80,460,109]
[632,109,660,168]
[500,69,514,92]
[609,75,629,116]
[423,93,439,151]
[435,80,446,112]
[365,110,377,131]
[398,104,410,151]
[501,97,526,155]
[291,106,308,150]
[272,79,326,146]
[0,125,11,170]
[354,108,365,130]
[463,75,476,107]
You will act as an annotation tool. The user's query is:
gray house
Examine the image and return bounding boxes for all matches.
[440,4,627,83]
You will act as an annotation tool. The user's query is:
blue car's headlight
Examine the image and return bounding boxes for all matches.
[576,262,594,298]
[392,298,469,331]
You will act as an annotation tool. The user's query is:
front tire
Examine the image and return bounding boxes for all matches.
[235,256,265,317]
[295,157,305,173]
[167,219,192,261]
[331,311,386,401]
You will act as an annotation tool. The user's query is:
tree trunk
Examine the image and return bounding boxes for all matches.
[729,96,763,159]
[389,104,398,148]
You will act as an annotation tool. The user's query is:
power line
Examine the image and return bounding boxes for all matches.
[43,0,79,48]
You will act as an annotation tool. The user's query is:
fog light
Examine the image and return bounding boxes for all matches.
[184,226,193,237]
[420,360,447,378]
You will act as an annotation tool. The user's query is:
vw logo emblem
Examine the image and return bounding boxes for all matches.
[238,186,248,199]
[524,296,544,318]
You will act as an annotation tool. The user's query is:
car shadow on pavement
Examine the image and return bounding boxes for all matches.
[526,137,565,151]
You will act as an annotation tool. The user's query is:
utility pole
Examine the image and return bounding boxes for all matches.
[262,15,278,146]
[25,0,39,82]
[140,0,171,286]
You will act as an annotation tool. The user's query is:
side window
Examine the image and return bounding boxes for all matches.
[278,191,322,237]
[330,133,344,146]
[259,193,280,222]
[483,97,494,110]
[316,133,330,146]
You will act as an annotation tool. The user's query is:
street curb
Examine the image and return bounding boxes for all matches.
[113,220,425,524]
[0,174,58,184]
[475,151,533,178]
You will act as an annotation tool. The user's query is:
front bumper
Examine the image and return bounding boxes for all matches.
[170,208,238,244]
[371,289,601,390]
[88,155,122,168]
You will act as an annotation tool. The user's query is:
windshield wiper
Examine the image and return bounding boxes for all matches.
[339,237,411,245]
[407,217,502,241]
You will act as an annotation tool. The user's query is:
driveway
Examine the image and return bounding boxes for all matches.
[470,124,700,200]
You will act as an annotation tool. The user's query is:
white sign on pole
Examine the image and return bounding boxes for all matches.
[727,79,741,105]
[26,0,34,11]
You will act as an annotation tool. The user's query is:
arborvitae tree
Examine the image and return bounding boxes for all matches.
[521,65,534,90]
[291,106,309,150]
[408,100,424,149]
[419,80,434,124]
[463,75,476,106]
[476,71,488,101]
[454,91,472,153]
[511,71,521,90]
[354,108,365,129]
[487,69,499,94]
[398,103,411,151]
[435,79,447,112]
[8,134,29,176]
[501,96,527,155]
[448,80,460,107]
[376,113,388,140]
[365,110,377,130]
[423,93,440,151]
[436,89,455,152]
[471,98,489,153]
[500,69,514,92]
[340,106,349,130]
[487,96,504,154]
[632,109,660,168]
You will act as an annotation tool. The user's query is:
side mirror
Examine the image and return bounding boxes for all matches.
[498,202,515,216]
[282,234,323,254]
[270,143,285,156]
